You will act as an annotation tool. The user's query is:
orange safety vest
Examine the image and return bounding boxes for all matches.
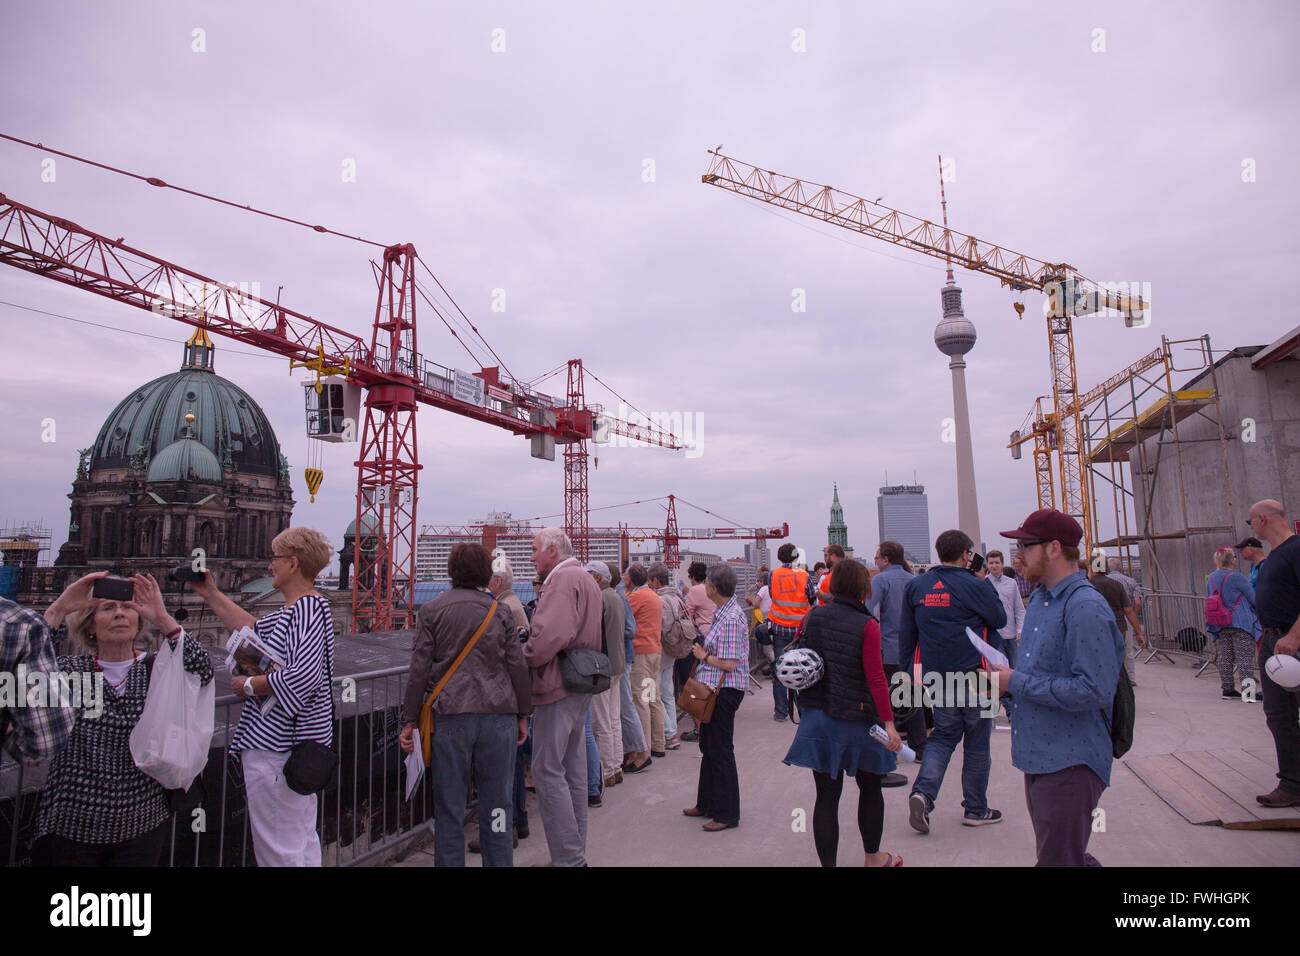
[768,566,810,628]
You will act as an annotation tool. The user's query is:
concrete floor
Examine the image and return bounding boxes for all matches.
[394,655,1300,867]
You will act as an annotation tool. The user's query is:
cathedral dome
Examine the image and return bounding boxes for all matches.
[146,438,222,484]
[88,329,283,478]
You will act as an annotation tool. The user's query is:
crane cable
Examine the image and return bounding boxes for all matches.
[0,131,388,248]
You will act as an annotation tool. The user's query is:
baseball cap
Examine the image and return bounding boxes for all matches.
[1235,536,1263,550]
[1001,509,1084,548]
[583,560,612,581]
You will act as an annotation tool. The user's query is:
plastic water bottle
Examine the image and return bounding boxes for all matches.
[869,723,916,763]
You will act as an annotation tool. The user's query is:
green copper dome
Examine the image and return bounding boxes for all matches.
[146,438,222,483]
[89,331,283,478]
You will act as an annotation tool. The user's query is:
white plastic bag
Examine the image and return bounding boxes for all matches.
[129,638,215,791]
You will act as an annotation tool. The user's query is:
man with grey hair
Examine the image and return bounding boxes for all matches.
[490,565,528,633]
[522,527,603,865]
[1105,557,1141,615]
[586,561,628,788]
[649,563,686,751]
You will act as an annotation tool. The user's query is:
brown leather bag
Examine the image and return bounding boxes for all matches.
[677,658,725,724]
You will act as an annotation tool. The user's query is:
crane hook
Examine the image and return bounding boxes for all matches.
[1013,300,1025,320]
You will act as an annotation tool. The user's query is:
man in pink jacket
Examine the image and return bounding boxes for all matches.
[522,527,604,867]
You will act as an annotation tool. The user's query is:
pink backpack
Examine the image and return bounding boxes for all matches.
[1205,574,1240,627]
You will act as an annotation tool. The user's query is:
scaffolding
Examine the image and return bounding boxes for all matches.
[0,522,52,567]
[1080,334,1236,594]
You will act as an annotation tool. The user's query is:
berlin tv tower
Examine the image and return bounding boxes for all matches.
[932,155,982,549]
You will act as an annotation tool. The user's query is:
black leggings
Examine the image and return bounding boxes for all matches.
[812,770,884,866]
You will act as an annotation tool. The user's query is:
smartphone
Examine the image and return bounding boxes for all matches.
[968,552,985,574]
[92,577,135,602]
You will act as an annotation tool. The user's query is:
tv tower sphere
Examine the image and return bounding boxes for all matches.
[934,283,976,356]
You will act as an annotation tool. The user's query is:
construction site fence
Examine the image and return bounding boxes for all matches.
[2,665,434,867]
[1135,589,1216,672]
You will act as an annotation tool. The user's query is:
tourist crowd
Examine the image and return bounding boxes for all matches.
[2,497,1297,869]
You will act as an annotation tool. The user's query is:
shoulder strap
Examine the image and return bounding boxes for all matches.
[424,599,499,709]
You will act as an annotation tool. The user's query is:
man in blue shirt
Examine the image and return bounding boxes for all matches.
[1237,535,1265,590]
[989,509,1125,866]
[899,530,1007,833]
[869,541,926,770]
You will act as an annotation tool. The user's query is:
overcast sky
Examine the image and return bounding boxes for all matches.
[2,0,1296,571]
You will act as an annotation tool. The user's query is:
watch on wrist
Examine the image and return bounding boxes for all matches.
[243,677,256,698]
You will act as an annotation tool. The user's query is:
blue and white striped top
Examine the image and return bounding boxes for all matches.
[230,594,335,754]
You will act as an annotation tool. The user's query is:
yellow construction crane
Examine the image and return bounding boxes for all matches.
[701,150,1148,555]
[1008,346,1166,516]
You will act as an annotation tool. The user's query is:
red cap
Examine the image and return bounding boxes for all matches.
[1001,509,1084,548]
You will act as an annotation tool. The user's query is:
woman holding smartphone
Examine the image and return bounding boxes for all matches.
[33,570,213,866]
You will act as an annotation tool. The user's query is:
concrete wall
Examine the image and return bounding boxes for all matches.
[1127,352,1300,593]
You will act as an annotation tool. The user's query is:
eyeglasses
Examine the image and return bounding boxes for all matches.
[1018,540,1047,549]
[270,554,293,563]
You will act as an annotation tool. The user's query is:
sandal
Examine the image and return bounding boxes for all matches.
[867,852,903,867]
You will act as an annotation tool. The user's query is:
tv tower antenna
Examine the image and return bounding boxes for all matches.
[938,154,954,283]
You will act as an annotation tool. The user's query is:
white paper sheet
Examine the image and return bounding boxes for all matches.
[966,627,1009,669]
[404,728,426,801]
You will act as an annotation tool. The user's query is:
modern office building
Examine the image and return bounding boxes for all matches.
[877,484,932,566]
[744,543,770,570]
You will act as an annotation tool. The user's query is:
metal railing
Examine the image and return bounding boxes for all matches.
[3,665,433,867]
[1135,589,1216,676]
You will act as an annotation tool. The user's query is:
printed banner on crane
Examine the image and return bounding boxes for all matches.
[452,369,486,407]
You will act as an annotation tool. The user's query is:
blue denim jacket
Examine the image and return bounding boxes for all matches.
[1205,569,1261,640]
[1008,572,1125,786]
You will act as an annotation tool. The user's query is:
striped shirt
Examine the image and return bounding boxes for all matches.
[695,598,749,693]
[229,594,335,754]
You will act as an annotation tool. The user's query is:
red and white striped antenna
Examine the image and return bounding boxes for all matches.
[938,153,954,283]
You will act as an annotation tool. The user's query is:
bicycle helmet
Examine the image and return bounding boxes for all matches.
[775,647,824,690]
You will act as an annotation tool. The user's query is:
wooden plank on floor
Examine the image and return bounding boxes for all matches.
[1125,754,1232,826]
[1176,751,1300,829]
[1242,747,1278,769]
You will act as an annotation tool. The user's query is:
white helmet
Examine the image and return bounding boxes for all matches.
[775,647,824,690]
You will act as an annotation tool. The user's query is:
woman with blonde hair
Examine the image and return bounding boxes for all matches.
[1207,546,1260,700]
[34,570,213,865]
[194,525,336,866]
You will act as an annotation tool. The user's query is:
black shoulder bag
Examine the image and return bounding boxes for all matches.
[558,596,612,695]
[283,638,338,795]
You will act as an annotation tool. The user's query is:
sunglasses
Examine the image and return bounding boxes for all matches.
[1018,539,1048,548]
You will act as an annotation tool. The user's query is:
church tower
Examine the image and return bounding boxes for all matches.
[827,484,850,554]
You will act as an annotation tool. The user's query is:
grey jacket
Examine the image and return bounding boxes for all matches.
[403,587,532,723]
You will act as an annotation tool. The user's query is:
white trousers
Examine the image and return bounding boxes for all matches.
[242,749,322,867]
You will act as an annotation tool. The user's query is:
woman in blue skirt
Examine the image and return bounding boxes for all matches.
[782,558,903,866]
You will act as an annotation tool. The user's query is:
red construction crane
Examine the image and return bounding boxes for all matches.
[0,178,678,629]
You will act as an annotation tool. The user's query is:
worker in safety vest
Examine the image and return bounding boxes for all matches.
[769,543,811,721]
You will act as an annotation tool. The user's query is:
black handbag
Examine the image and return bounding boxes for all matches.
[282,644,338,795]
[558,610,611,695]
